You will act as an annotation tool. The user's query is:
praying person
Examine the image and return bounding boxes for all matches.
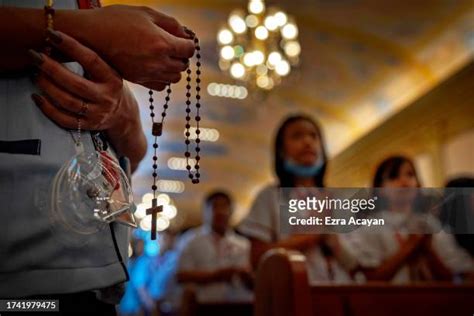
[176,191,253,303]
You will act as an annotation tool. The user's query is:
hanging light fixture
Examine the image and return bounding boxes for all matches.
[217,0,300,91]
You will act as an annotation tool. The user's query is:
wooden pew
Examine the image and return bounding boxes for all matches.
[179,285,253,316]
[255,248,474,316]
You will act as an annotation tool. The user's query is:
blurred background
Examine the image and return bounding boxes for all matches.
[104,0,474,231]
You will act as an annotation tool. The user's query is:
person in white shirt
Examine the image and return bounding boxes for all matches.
[345,155,473,283]
[238,114,354,284]
[176,191,253,302]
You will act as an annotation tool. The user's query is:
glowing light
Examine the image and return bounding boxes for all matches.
[230,62,245,78]
[284,41,301,57]
[274,11,288,26]
[168,157,197,170]
[156,216,170,231]
[268,51,282,66]
[218,29,233,45]
[134,203,147,219]
[264,16,278,31]
[162,205,177,219]
[253,50,265,65]
[248,0,264,14]
[221,46,234,60]
[229,15,246,34]
[157,180,185,194]
[142,193,154,204]
[282,23,298,39]
[255,26,269,40]
[256,75,270,88]
[275,59,290,76]
[256,64,268,76]
[156,193,170,206]
[245,15,259,28]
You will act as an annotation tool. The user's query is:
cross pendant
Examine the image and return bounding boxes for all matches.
[146,198,162,240]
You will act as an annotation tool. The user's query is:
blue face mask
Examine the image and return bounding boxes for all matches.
[284,156,324,178]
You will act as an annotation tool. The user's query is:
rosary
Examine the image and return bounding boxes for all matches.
[44,1,203,238]
[146,36,203,240]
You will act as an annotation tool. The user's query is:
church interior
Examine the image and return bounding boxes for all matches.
[1,0,473,315]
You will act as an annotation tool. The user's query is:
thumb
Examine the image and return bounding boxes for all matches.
[151,10,193,39]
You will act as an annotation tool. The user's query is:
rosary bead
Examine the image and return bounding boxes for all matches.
[186,115,191,121]
[189,174,194,179]
[186,108,191,113]
[186,85,191,90]
[167,88,172,93]
[192,179,199,184]
[152,185,157,190]
[152,172,157,177]
[153,164,157,169]
[149,98,154,103]
[186,92,191,97]
[185,132,190,137]
[195,165,200,170]
[196,147,201,152]
[196,139,200,143]
[196,78,201,83]
[196,70,201,75]
[185,139,190,145]
[196,95,201,100]
[196,172,201,178]
[153,156,158,161]
[186,100,191,105]
[196,87,201,92]
[196,62,201,67]
[186,165,191,170]
[185,123,191,129]
[186,77,191,82]
[149,105,154,110]
[163,104,168,109]
[195,116,201,121]
[150,113,155,118]
[185,152,191,157]
[195,155,201,161]
[196,130,200,134]
[196,103,201,108]
[149,90,153,95]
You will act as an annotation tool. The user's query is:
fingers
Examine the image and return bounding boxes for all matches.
[31,93,82,130]
[145,81,167,91]
[28,49,100,101]
[149,9,192,39]
[46,29,119,82]
[35,74,89,116]
[166,56,189,73]
[168,34,195,59]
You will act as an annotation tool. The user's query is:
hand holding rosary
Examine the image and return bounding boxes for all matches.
[43,1,203,239]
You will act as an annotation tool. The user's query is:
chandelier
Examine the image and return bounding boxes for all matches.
[217,0,301,91]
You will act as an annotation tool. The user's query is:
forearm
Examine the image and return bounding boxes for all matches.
[363,238,423,281]
[106,84,147,173]
[424,246,453,281]
[0,7,94,73]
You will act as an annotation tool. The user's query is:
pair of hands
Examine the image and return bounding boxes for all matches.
[31,5,195,133]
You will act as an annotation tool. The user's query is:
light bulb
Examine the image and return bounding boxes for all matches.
[253,50,265,65]
[282,23,298,39]
[284,41,301,57]
[255,26,269,40]
[245,15,259,28]
[274,11,288,26]
[268,51,282,66]
[230,62,245,78]
[264,16,278,31]
[275,59,290,76]
[220,46,234,60]
[229,15,246,34]
[248,0,264,14]
[218,29,233,45]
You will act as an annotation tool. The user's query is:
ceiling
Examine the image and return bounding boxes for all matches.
[103,0,474,228]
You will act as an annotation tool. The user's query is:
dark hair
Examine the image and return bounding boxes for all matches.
[274,114,327,187]
[205,190,233,208]
[373,155,421,187]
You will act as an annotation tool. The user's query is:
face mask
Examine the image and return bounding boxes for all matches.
[284,155,324,178]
